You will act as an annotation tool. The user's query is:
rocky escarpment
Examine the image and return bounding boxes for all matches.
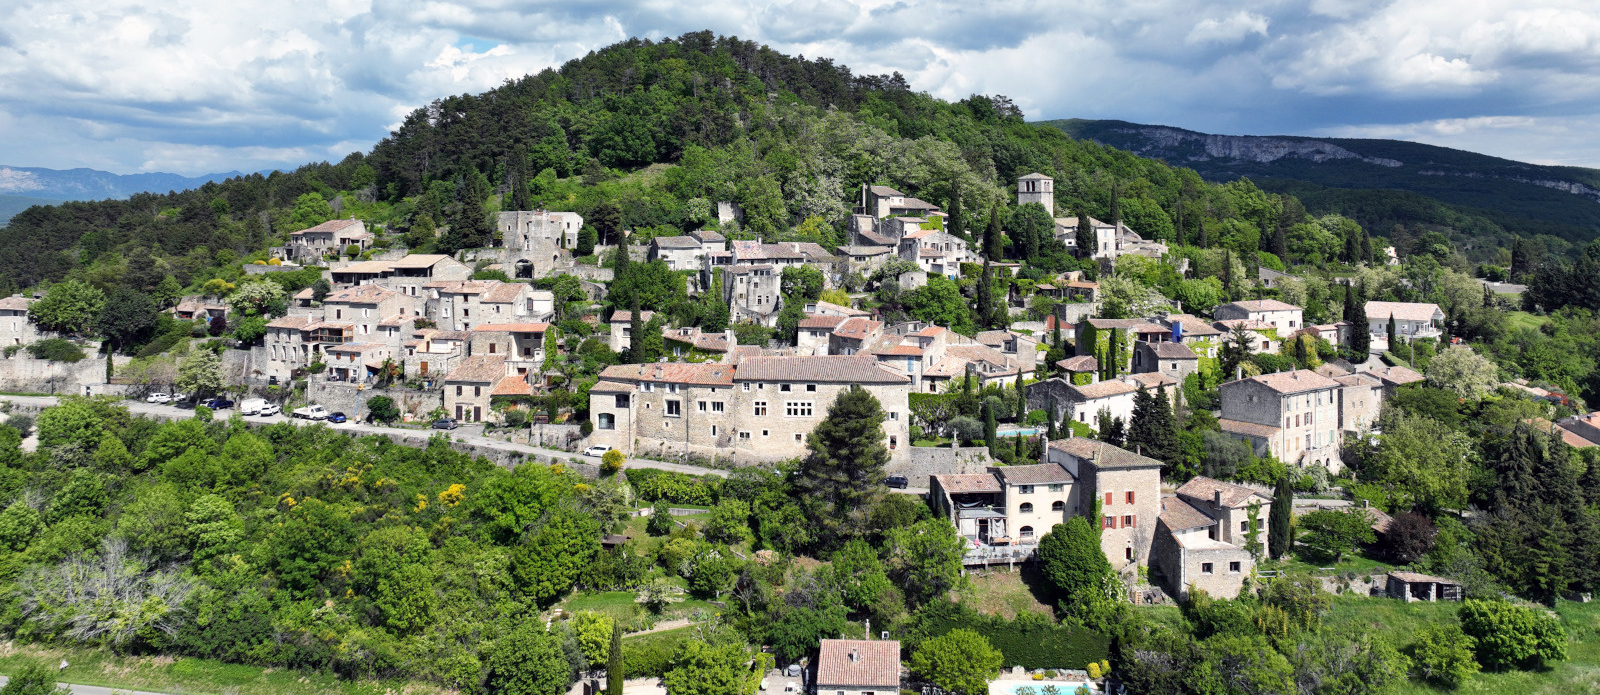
[1107,126,1403,167]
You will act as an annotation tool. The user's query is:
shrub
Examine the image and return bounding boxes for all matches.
[344,244,362,257]
[1086,662,1101,679]
[26,339,87,363]
[1458,600,1567,671]
[627,469,719,505]
[901,600,1110,669]
[3,345,21,358]
[601,449,625,475]
[1413,623,1479,688]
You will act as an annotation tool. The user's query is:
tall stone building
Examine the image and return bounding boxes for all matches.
[1017,172,1054,212]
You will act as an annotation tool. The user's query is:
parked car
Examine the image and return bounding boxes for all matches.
[886,475,910,489]
[257,403,281,416]
[292,405,329,420]
[432,418,459,430]
[203,398,235,410]
[327,412,348,423]
[170,392,188,403]
[240,398,267,415]
[145,393,171,404]
[583,445,611,457]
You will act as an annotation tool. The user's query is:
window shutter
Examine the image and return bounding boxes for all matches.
[1104,492,1113,506]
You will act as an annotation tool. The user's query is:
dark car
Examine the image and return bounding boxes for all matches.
[203,398,235,409]
[433,418,459,430]
[327,412,348,423]
[886,475,910,489]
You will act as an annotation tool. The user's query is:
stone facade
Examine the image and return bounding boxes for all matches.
[1132,341,1198,382]
[495,210,582,278]
[1047,438,1164,572]
[0,296,51,347]
[1365,301,1444,340]
[280,218,371,262]
[1017,173,1054,212]
[1150,477,1271,600]
[1213,300,1303,335]
[1218,369,1343,470]
[723,265,782,326]
[587,356,912,465]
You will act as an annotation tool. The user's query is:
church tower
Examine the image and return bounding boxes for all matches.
[1017,172,1054,213]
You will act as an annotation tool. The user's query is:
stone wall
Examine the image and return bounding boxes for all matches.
[0,353,128,395]
[1055,301,1101,329]
[302,381,442,420]
[890,445,998,488]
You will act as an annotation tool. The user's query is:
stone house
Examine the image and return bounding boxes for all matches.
[897,229,975,279]
[1132,341,1198,382]
[1365,301,1444,341]
[422,280,515,332]
[1017,172,1054,211]
[586,355,912,464]
[1365,364,1425,398]
[838,245,894,276]
[469,323,550,373]
[173,297,228,322]
[321,284,424,342]
[0,296,49,346]
[1161,314,1224,356]
[1319,364,1383,434]
[282,218,371,261]
[444,355,512,423]
[607,310,655,353]
[1218,369,1343,470]
[1151,476,1271,600]
[1214,299,1303,334]
[1027,376,1139,426]
[401,328,466,381]
[861,185,942,219]
[662,326,735,360]
[1046,437,1164,571]
[975,330,1039,377]
[1212,319,1282,354]
[723,265,782,326]
[816,639,901,695]
[1074,318,1168,375]
[331,254,472,295]
[930,463,1075,550]
[829,318,886,356]
[495,210,582,278]
[323,343,392,383]
[796,315,846,355]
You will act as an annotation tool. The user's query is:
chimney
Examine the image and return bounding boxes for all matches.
[865,619,871,639]
[1214,490,1224,508]
[1235,366,1242,381]
[850,650,860,663]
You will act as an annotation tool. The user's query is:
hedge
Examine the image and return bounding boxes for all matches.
[625,468,720,505]
[901,601,1110,669]
[26,339,86,363]
[622,627,691,678]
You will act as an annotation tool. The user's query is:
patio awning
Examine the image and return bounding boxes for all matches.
[958,508,1007,519]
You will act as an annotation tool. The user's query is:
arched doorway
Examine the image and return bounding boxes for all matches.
[514,259,533,279]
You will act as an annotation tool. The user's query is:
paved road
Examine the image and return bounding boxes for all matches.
[2,395,729,479]
[0,674,173,695]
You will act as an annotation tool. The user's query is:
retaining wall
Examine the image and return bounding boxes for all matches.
[890,445,999,488]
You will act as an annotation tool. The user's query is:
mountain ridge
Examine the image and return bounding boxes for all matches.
[0,165,254,202]
[1039,118,1600,245]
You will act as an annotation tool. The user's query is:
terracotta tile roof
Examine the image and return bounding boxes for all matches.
[923,356,969,378]
[1166,314,1224,337]
[992,462,1074,485]
[1177,476,1269,508]
[874,344,924,357]
[609,311,655,323]
[1367,365,1425,386]
[931,473,1001,494]
[327,342,386,354]
[903,229,935,240]
[652,235,703,249]
[472,323,550,333]
[868,185,903,197]
[832,318,882,340]
[445,355,507,383]
[1213,318,1277,332]
[492,377,534,396]
[1222,299,1300,313]
[1065,379,1137,400]
[1057,355,1098,372]
[1365,301,1443,323]
[1160,497,1217,532]
[1067,281,1099,289]
[291,218,363,235]
[1132,324,1171,334]
[292,287,316,300]
[600,363,737,386]
[1237,369,1341,394]
[1048,437,1164,469]
[815,300,869,317]
[481,283,528,303]
[1316,363,1354,378]
[378,315,412,327]
[894,197,939,210]
[324,284,396,304]
[799,315,847,330]
[690,230,726,243]
[858,230,897,246]
[1334,372,1382,388]
[431,330,470,341]
[839,245,892,256]
[1019,172,1052,180]
[735,355,908,384]
[0,296,31,311]
[267,316,314,329]
[1128,372,1179,389]
[1085,318,1146,330]
[1218,418,1281,438]
[589,380,634,394]
[975,330,1024,346]
[914,325,946,338]
[1147,342,1196,359]
[332,260,394,274]
[386,254,452,269]
[424,280,497,293]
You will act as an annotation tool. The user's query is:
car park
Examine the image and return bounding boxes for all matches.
[583,445,611,457]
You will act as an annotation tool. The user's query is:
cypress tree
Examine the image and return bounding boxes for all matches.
[1015,372,1026,421]
[511,166,532,211]
[985,206,1004,260]
[1387,313,1398,352]
[948,177,964,239]
[1269,473,1293,559]
[1015,433,1024,460]
[1075,207,1094,258]
[1349,281,1371,355]
[613,230,632,278]
[1198,218,1209,248]
[1046,397,1059,440]
[627,297,644,364]
[963,364,973,398]
[983,401,998,456]
[976,260,994,330]
[606,620,624,695]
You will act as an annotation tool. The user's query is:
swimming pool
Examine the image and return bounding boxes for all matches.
[988,679,1097,695]
[995,427,1041,437]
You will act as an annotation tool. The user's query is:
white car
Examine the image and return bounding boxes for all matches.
[170,392,188,403]
[583,445,612,457]
[145,393,171,404]
[292,405,329,420]
[258,403,281,416]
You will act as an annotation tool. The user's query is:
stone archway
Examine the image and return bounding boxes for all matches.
[514,259,533,279]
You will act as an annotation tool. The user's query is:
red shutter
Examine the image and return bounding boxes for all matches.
[1104,492,1113,506]
[1126,491,1136,504]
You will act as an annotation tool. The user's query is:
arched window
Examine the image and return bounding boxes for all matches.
[1051,501,1065,512]
[1019,503,1034,513]
[1019,526,1035,538]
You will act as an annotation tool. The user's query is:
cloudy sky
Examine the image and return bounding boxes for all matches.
[3,0,1600,175]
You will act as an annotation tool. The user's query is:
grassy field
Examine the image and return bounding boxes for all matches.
[1323,597,1600,695]
[0,642,444,695]
[1505,311,1550,331]
[961,565,1055,619]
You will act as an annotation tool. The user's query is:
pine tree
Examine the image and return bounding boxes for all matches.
[795,386,890,549]
[1510,236,1529,280]
[1349,281,1371,355]
[1103,417,1126,448]
[1269,474,1293,559]
[606,620,624,695]
[976,260,993,330]
[1127,386,1179,472]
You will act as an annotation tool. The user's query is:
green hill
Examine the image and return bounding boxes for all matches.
[1040,118,1600,251]
[0,194,62,227]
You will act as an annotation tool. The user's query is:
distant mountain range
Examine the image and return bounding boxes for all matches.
[0,165,265,226]
[1039,119,1600,246]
